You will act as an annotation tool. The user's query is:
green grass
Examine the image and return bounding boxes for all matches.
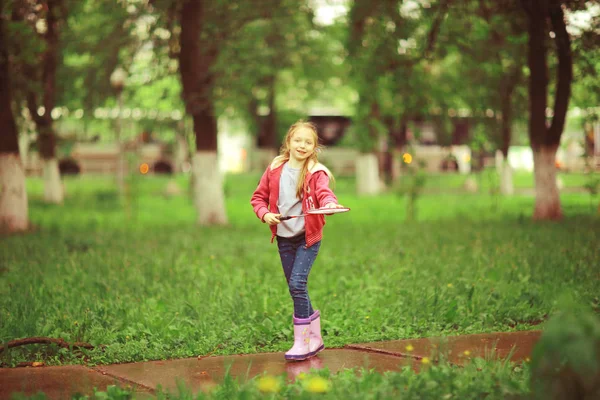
[1,172,599,397]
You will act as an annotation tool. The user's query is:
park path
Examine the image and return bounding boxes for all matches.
[0,330,541,399]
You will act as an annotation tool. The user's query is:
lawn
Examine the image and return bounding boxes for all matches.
[1,171,599,398]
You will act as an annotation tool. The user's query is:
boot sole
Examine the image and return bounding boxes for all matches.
[285,353,310,361]
[307,344,325,358]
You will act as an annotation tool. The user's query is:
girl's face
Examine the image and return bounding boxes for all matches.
[288,127,316,163]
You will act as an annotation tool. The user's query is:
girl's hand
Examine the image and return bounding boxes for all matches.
[324,203,345,209]
[263,213,281,225]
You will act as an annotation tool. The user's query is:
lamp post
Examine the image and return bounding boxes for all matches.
[110,67,127,194]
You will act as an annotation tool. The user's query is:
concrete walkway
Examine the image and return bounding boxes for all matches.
[0,330,541,399]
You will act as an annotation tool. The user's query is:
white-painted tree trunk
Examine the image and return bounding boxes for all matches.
[192,151,228,225]
[0,154,29,232]
[173,134,189,173]
[43,158,64,204]
[356,153,381,195]
[533,146,562,220]
[500,161,514,195]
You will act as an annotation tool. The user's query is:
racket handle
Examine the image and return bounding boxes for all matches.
[280,216,292,221]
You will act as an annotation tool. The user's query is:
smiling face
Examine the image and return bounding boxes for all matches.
[288,127,317,163]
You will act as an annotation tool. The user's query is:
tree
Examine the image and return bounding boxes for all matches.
[155,0,281,225]
[10,0,67,204]
[442,0,528,194]
[346,0,450,194]
[215,3,342,172]
[0,0,28,233]
[520,0,573,220]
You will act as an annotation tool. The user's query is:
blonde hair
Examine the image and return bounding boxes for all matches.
[273,120,334,199]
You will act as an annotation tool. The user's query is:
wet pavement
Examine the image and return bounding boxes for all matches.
[0,330,541,399]
[347,330,542,364]
[96,349,418,395]
[0,365,153,399]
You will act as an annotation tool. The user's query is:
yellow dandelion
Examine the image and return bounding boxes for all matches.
[257,375,281,393]
[305,376,330,393]
[421,357,430,364]
[402,153,413,164]
[463,350,471,356]
[447,283,453,288]
[126,335,130,340]
[365,316,370,319]
[405,344,414,352]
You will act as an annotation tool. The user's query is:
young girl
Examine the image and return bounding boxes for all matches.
[251,121,344,361]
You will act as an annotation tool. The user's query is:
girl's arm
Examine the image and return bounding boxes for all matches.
[314,171,338,207]
[250,167,271,222]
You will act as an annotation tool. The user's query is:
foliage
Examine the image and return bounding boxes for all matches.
[345,0,451,152]
[530,302,600,400]
[58,1,133,112]
[568,4,600,121]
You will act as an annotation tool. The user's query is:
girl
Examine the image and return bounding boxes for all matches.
[251,121,344,361]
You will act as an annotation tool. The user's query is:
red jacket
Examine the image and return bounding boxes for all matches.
[250,158,338,248]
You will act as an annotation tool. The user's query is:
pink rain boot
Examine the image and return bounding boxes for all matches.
[285,315,311,361]
[308,310,324,357]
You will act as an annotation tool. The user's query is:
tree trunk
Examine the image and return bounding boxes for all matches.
[0,155,29,233]
[179,0,227,225]
[249,80,278,172]
[15,0,64,204]
[38,122,63,204]
[190,105,227,225]
[257,76,277,151]
[533,145,561,219]
[356,153,381,195]
[42,158,64,204]
[0,2,29,232]
[388,117,408,183]
[500,159,514,196]
[522,0,572,220]
[498,64,521,196]
[356,102,383,195]
[192,151,228,225]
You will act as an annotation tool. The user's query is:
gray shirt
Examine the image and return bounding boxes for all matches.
[277,162,305,237]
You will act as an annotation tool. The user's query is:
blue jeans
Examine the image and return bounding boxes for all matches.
[276,234,321,319]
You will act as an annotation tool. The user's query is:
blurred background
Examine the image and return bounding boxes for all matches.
[1,0,599,229]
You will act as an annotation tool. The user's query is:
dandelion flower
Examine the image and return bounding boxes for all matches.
[421,357,430,364]
[463,350,471,356]
[447,283,453,288]
[305,376,330,393]
[257,376,280,393]
[405,344,414,352]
